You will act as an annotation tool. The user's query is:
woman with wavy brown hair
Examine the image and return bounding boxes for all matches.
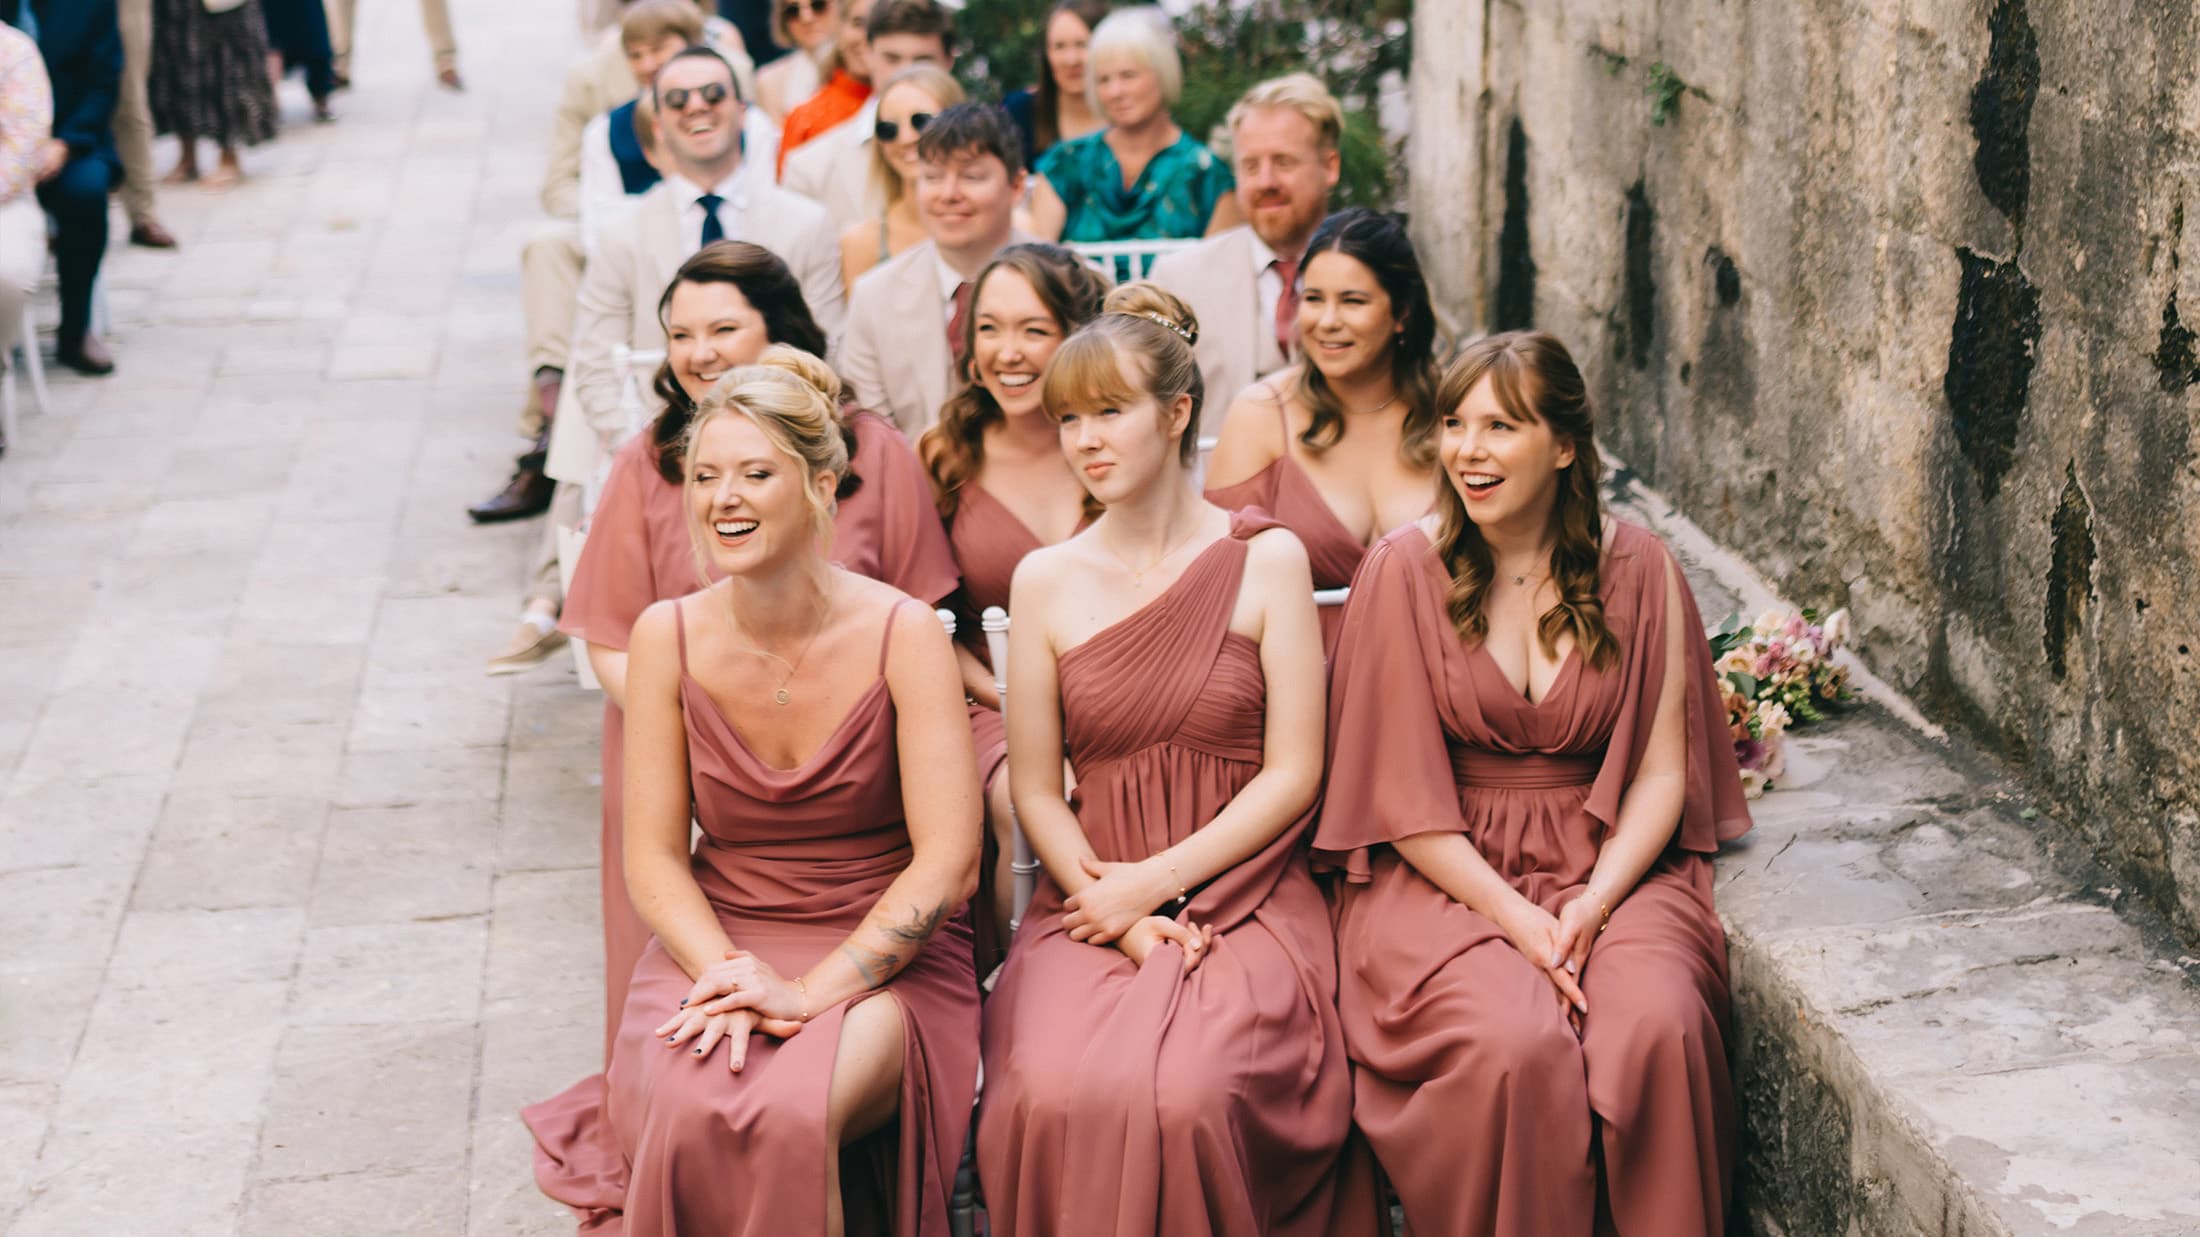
[1313,331,1753,1237]
[1203,208,1441,649]
[917,241,1107,963]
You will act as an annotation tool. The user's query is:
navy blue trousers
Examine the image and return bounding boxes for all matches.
[35,153,112,347]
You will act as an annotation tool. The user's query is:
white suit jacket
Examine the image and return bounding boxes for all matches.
[780,108,884,234]
[1147,226,1289,408]
[568,169,843,445]
[833,230,1038,437]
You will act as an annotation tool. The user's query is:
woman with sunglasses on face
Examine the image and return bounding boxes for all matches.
[917,242,1108,969]
[1204,208,1442,653]
[974,283,1376,1237]
[754,0,838,122]
[522,241,958,1074]
[838,63,964,294]
[527,345,982,1236]
[1315,332,1752,1236]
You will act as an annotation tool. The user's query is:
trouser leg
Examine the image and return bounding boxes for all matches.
[419,0,457,71]
[36,158,113,347]
[112,0,157,225]
[324,0,355,79]
[520,220,584,376]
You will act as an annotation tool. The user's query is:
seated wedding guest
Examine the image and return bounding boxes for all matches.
[917,242,1108,964]
[572,45,842,451]
[752,0,834,122]
[835,101,1027,437]
[0,17,48,445]
[1203,207,1439,649]
[835,62,960,293]
[1027,7,1237,250]
[1149,72,1339,406]
[148,0,275,193]
[556,239,957,1061]
[20,0,122,376]
[781,0,950,231]
[1000,0,1104,169]
[775,0,869,173]
[976,283,1375,1237]
[577,78,666,252]
[524,345,981,1237]
[1316,331,1752,1237]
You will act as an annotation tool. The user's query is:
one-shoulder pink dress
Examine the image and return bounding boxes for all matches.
[1203,406,1391,653]
[560,411,960,1060]
[976,511,1377,1237]
[525,598,980,1236]
[1314,520,1753,1237]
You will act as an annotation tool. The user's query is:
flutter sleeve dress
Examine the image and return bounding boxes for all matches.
[1313,520,1753,1237]
[525,597,980,1236]
[557,415,959,1063]
[975,512,1377,1237]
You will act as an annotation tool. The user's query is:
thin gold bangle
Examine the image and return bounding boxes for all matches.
[794,976,811,1023]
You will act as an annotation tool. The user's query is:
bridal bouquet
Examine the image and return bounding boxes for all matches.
[1708,608,1854,797]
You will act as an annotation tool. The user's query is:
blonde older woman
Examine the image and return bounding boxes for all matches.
[754,0,839,121]
[836,63,965,294]
[1027,6,1238,249]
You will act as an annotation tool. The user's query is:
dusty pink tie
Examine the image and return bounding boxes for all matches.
[948,280,975,365]
[1271,256,1300,362]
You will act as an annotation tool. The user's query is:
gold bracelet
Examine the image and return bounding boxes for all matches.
[1586,888,1613,935]
[794,976,811,1023]
[1165,860,1189,905]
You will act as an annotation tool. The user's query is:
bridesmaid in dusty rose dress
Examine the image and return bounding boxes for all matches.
[917,242,1107,961]
[976,283,1377,1236]
[1315,331,1753,1236]
[558,242,958,1061]
[1203,208,1441,649]
[525,350,982,1235]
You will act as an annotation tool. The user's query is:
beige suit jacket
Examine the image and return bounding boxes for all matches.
[570,169,844,442]
[1147,226,1288,409]
[780,110,883,234]
[834,230,1038,437]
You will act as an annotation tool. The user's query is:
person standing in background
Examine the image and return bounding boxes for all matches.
[20,0,123,376]
[148,0,276,189]
[108,0,175,248]
[261,0,338,122]
[322,0,461,92]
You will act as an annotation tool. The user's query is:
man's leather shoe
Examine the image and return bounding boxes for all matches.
[56,336,115,376]
[468,448,555,523]
[129,220,178,249]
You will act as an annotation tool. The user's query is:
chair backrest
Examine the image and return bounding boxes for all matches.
[1067,238,1200,281]
[1313,587,1350,609]
[611,344,667,445]
[978,606,1040,930]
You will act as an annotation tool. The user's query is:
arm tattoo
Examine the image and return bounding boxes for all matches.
[841,942,902,989]
[883,899,951,945]
[839,900,954,990]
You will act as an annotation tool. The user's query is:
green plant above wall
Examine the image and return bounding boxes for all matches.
[956,0,1410,210]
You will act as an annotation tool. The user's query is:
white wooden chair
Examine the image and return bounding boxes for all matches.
[1067,237,1199,282]
[556,344,669,688]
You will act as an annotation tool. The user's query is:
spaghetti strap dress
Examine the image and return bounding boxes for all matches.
[558,415,959,1062]
[1203,402,1382,653]
[975,511,1378,1237]
[1313,520,1754,1237]
[525,597,980,1236]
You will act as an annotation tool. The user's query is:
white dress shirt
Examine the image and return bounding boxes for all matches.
[673,166,752,250]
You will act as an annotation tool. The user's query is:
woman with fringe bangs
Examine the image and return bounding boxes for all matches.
[1314,331,1752,1236]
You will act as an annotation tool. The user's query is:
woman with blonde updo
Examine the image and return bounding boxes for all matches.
[974,283,1377,1235]
[535,241,957,1072]
[525,346,983,1236]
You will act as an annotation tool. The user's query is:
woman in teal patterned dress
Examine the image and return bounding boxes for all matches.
[1029,6,1239,253]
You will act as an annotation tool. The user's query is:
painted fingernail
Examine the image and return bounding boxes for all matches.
[693,1047,704,1055]
[679,999,688,1007]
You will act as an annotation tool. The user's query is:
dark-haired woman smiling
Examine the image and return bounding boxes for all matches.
[1315,331,1752,1236]
[1204,208,1441,649]
[554,240,957,1064]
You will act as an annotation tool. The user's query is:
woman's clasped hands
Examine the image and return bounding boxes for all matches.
[1497,892,1594,1029]
[654,947,810,1071]
[1063,855,1215,974]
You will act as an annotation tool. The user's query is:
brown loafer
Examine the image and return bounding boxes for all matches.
[486,620,568,676]
[467,450,555,523]
[129,220,178,249]
[56,335,115,376]
[437,66,465,92]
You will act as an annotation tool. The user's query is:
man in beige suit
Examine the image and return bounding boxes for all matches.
[834,102,1026,437]
[572,45,842,444]
[780,0,954,233]
[1147,73,1341,409]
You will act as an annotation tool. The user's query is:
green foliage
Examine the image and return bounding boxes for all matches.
[1645,60,1686,127]
[954,0,1412,210]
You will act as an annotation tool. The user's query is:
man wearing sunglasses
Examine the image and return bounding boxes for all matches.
[569,45,844,460]
[834,102,1032,436]
[780,0,953,233]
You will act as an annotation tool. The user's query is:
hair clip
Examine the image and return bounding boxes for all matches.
[1139,312,1192,344]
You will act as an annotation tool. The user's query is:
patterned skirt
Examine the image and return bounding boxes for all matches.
[148,0,280,147]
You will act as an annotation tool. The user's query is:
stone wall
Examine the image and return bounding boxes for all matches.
[1408,0,2200,938]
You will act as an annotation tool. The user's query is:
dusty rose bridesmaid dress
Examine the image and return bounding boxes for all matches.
[558,410,960,1061]
[1203,405,1384,652]
[525,598,980,1236]
[975,511,1377,1237]
[1314,520,1753,1237]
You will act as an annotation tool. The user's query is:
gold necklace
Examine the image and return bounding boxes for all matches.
[727,582,832,706]
[1353,393,1398,417]
[1103,518,1204,587]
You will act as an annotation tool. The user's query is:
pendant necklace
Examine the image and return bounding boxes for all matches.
[729,583,831,706]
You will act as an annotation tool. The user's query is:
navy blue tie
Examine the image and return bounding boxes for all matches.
[698,193,725,246]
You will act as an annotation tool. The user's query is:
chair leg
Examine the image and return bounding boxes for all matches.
[20,303,47,415]
[1,357,18,453]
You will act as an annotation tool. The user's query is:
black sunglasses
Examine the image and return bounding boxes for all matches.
[874,112,935,143]
[661,81,732,111]
[780,0,829,21]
